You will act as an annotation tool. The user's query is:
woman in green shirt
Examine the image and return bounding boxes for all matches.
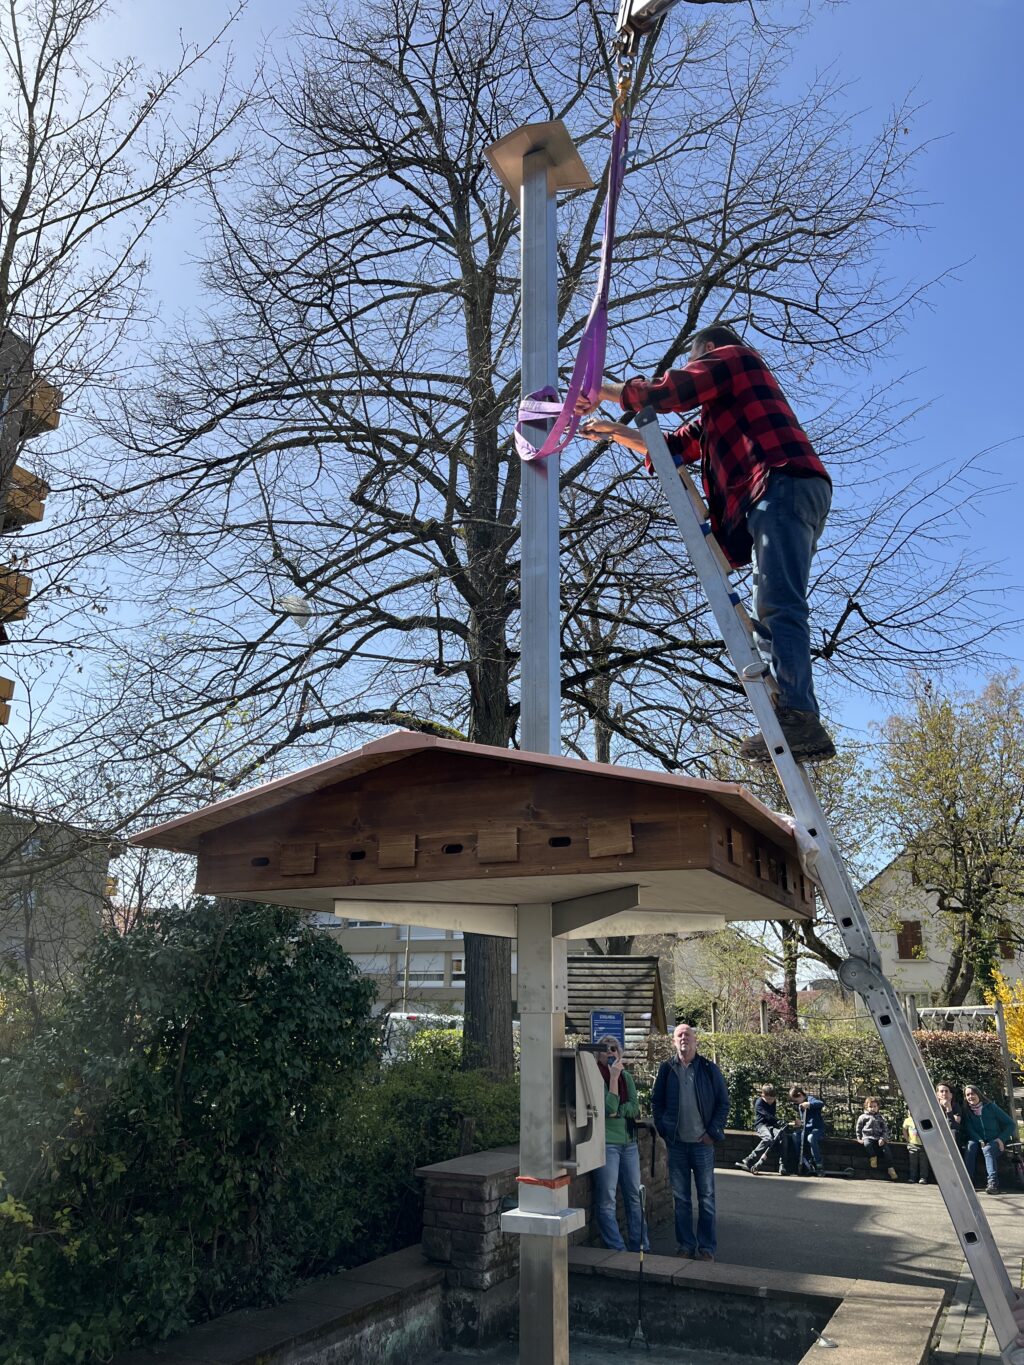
[592,1036,649,1252]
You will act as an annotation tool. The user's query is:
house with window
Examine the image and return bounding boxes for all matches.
[865,857,1022,1000]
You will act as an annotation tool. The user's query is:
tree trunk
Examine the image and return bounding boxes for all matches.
[796,916,846,975]
[592,667,612,765]
[462,932,514,1079]
[937,922,975,1007]
[461,587,515,1078]
[583,935,636,955]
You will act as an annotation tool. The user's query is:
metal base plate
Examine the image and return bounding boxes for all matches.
[500,1206,586,1238]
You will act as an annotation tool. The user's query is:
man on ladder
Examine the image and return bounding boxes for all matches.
[576,322,835,764]
[574,320,1024,1361]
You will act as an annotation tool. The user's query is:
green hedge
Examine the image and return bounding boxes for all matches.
[339,1030,518,1263]
[632,1030,1007,1136]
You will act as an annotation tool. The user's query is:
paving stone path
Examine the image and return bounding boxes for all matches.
[931,1258,1024,1364]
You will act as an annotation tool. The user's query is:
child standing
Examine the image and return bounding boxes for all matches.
[856,1097,898,1180]
[736,1084,789,1174]
[902,1113,930,1185]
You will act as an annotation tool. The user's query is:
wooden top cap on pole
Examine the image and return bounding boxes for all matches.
[485,121,594,200]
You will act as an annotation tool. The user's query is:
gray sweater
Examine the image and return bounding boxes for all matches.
[855,1112,890,1143]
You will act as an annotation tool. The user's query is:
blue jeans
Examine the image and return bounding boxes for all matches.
[791,1127,822,1171]
[592,1141,649,1251]
[965,1140,1001,1186]
[746,471,831,715]
[666,1139,716,1255]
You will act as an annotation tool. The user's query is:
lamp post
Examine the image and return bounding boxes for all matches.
[485,122,593,1365]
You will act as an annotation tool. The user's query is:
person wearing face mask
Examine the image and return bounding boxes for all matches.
[961,1083,1016,1195]
[591,1036,649,1253]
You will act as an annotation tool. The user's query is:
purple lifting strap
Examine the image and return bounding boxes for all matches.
[514,115,630,462]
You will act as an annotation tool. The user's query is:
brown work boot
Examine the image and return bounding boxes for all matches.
[739,708,836,764]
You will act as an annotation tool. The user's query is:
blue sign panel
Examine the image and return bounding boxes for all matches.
[590,1010,625,1049]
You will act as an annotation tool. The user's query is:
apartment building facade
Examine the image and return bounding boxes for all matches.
[0,811,112,984]
[330,915,518,1013]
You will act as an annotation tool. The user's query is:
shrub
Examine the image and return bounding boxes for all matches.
[986,972,1024,1070]
[336,1053,519,1263]
[915,1030,1008,1105]
[0,900,378,1365]
[0,962,55,1059]
[404,1025,464,1068]
[673,991,713,1030]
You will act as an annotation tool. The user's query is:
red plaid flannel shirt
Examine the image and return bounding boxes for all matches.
[621,345,830,568]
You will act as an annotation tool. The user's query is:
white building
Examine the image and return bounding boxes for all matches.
[866,859,1022,1001]
[330,917,507,1013]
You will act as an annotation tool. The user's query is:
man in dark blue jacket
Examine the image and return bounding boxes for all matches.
[652,1023,730,1260]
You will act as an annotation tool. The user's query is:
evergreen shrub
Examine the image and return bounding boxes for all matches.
[340,1030,518,1263]
[0,909,518,1365]
[0,900,380,1365]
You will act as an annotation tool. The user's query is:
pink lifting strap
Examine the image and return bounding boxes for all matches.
[514,114,630,462]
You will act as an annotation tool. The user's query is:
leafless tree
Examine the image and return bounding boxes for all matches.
[68,0,1011,1075]
[0,0,250,1015]
[0,0,248,654]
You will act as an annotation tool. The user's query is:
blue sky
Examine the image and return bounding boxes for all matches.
[780,0,1024,735]
[96,0,1022,741]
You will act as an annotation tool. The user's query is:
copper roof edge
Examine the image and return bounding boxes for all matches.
[130,729,794,853]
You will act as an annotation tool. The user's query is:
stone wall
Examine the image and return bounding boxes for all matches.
[112,1247,444,1365]
[416,1123,976,1347]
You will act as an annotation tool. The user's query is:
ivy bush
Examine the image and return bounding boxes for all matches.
[0,900,379,1365]
[631,1030,1007,1136]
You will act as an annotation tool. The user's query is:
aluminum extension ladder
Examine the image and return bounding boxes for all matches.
[637,406,1024,1364]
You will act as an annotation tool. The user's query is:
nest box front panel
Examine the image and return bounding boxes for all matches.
[194,751,804,916]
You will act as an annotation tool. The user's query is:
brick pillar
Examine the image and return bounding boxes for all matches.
[418,1147,521,1290]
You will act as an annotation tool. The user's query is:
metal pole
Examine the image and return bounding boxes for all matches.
[519,147,560,757]
[516,149,565,1365]
[516,903,569,1365]
[994,1000,1018,1120]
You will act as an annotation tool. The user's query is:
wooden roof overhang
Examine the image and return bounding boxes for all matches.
[131,732,815,940]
